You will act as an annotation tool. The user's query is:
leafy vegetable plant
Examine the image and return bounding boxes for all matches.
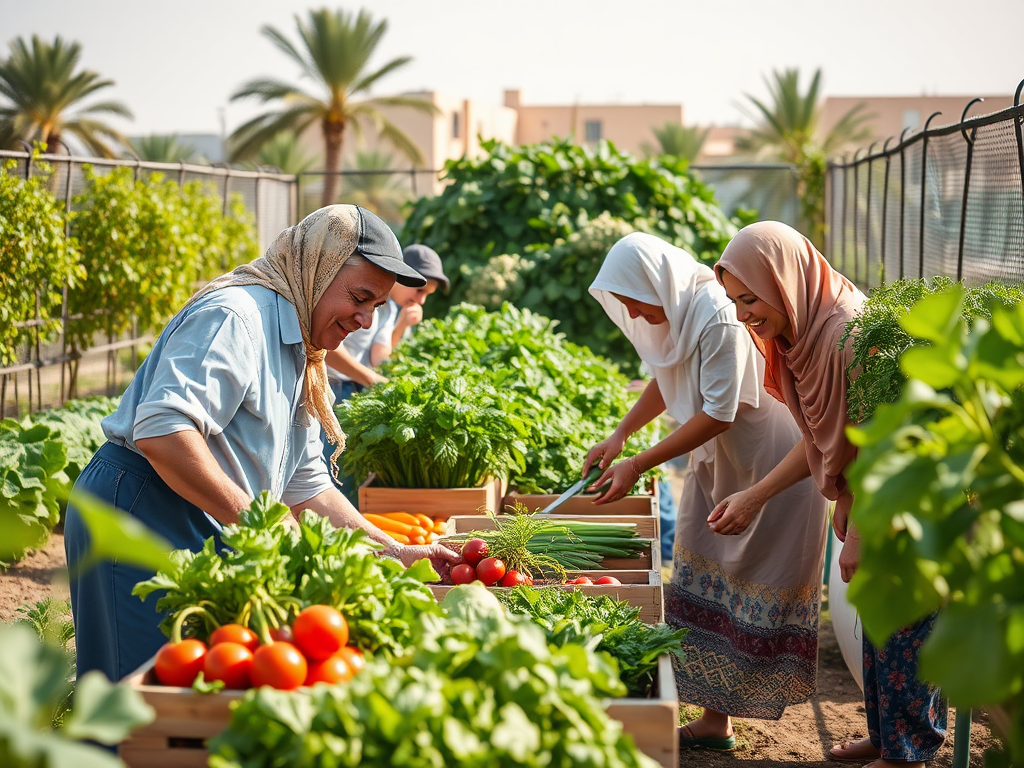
[846,287,1024,764]
[208,584,658,768]
[336,370,528,488]
[134,493,442,658]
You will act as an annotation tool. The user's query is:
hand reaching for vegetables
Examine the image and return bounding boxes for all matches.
[589,457,642,505]
[583,430,627,477]
[398,542,462,580]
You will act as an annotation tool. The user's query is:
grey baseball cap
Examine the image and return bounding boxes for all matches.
[402,244,449,290]
[355,206,426,287]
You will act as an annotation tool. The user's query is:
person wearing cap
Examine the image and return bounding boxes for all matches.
[321,244,448,501]
[63,205,461,685]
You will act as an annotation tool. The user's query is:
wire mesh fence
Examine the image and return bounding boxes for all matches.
[826,84,1024,290]
[0,148,297,416]
[691,163,801,228]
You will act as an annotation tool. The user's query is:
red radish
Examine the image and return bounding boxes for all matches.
[498,569,528,587]
[571,576,593,585]
[594,576,622,586]
[461,538,489,567]
[475,557,506,586]
[451,564,477,585]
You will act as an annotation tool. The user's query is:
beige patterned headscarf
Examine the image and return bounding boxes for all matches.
[183,205,363,477]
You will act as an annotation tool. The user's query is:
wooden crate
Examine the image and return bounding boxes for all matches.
[358,474,503,518]
[503,484,658,518]
[121,653,676,768]
[429,568,664,623]
[606,654,679,768]
[444,514,660,571]
[119,661,241,768]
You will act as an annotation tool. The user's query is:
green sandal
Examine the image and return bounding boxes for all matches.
[678,724,736,751]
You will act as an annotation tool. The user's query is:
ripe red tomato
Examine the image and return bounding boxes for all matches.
[475,556,506,586]
[251,642,307,690]
[269,624,294,643]
[209,624,259,652]
[451,563,477,584]
[498,569,528,587]
[594,576,622,586]
[461,538,489,567]
[338,646,366,674]
[304,653,354,686]
[571,576,593,585]
[154,639,207,687]
[202,641,253,689]
[292,605,349,661]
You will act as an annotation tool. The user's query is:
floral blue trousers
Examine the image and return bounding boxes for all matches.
[863,613,948,761]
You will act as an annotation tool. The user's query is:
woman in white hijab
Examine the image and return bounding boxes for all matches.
[584,232,829,749]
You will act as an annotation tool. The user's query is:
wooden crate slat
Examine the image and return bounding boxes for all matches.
[605,655,679,768]
[359,475,503,517]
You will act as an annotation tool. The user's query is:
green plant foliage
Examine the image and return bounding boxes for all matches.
[0,160,84,366]
[384,303,659,494]
[67,166,258,351]
[846,287,1024,761]
[336,370,528,489]
[208,588,657,768]
[29,397,119,484]
[400,138,739,364]
[0,420,68,565]
[134,493,442,658]
[843,277,1024,423]
[0,623,154,768]
[497,585,686,696]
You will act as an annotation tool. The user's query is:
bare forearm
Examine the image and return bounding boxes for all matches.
[633,411,730,473]
[325,348,381,388]
[294,488,401,557]
[368,341,391,368]
[749,437,812,506]
[616,379,667,440]
[135,431,252,525]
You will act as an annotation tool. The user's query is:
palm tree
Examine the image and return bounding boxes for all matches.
[336,150,410,225]
[254,132,318,175]
[735,68,872,245]
[0,35,132,156]
[229,8,438,207]
[129,134,196,163]
[642,122,709,164]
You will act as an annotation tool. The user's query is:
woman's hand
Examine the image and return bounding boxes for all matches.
[832,491,854,542]
[707,488,765,535]
[398,542,462,580]
[589,458,642,505]
[583,430,627,477]
[838,526,860,583]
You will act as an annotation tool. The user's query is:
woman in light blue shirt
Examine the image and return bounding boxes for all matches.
[64,205,460,683]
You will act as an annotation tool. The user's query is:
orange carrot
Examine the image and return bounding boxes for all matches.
[414,513,434,529]
[364,514,413,536]
[387,531,410,544]
[409,534,426,545]
[432,520,447,535]
[409,526,429,539]
[380,511,422,527]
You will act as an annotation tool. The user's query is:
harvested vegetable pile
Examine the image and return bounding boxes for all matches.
[497,586,686,696]
[207,585,659,768]
[134,493,442,659]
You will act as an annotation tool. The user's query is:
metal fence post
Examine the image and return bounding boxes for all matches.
[865,143,878,287]
[852,150,863,285]
[918,112,942,279]
[957,99,984,282]
[1014,81,1024,249]
[841,159,849,274]
[880,138,894,285]
[898,127,911,279]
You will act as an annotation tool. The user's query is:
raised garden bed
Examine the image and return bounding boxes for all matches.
[358,473,503,518]
[120,652,678,768]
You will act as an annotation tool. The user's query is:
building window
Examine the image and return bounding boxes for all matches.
[902,109,921,131]
[452,113,461,139]
[584,120,602,142]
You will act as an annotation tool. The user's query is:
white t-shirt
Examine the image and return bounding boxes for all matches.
[327,300,398,383]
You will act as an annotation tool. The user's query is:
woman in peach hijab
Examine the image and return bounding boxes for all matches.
[711,221,947,768]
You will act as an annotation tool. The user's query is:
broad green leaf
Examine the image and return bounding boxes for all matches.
[62,671,155,744]
[898,286,964,344]
[900,345,963,389]
[68,490,173,576]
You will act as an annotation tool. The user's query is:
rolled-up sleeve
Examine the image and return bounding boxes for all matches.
[282,422,335,506]
[698,323,748,423]
[133,307,258,442]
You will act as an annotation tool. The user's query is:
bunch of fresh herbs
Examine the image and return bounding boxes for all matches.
[497,585,686,696]
[384,303,660,494]
[335,370,528,489]
[842,277,1024,422]
[133,493,442,658]
[208,584,657,768]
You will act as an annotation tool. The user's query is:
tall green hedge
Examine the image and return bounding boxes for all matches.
[400,138,742,368]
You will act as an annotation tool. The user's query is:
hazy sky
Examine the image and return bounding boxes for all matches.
[3,0,1022,137]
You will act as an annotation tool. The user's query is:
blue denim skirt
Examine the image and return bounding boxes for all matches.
[64,441,223,683]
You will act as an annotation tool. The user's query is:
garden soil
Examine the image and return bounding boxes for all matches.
[0,531,999,767]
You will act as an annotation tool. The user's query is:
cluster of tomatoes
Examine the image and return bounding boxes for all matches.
[567,575,622,586]
[449,538,533,587]
[153,605,365,691]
